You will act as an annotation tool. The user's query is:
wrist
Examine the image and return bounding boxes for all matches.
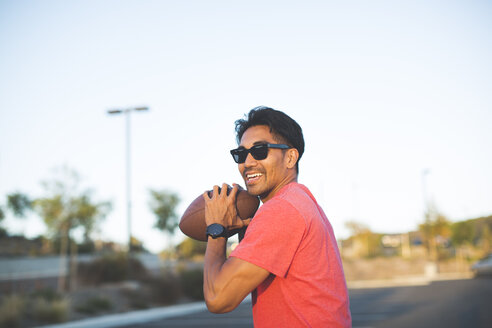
[206,223,228,240]
[206,234,228,253]
[207,235,227,242]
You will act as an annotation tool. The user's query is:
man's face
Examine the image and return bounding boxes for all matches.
[238,125,293,202]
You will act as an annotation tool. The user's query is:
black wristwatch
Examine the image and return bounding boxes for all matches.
[206,223,227,239]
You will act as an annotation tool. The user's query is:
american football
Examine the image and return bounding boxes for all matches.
[179,186,260,241]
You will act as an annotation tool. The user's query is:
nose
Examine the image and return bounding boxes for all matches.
[243,152,257,167]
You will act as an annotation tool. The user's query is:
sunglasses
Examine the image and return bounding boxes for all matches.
[230,143,291,164]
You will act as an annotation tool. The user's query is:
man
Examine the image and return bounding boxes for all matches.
[203,106,351,327]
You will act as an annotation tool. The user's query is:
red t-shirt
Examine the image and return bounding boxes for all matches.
[230,183,351,327]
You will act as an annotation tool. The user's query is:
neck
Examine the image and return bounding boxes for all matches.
[260,174,297,203]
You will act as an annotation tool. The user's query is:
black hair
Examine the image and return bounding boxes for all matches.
[234,106,304,173]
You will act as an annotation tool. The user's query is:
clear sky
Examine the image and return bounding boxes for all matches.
[1,0,491,253]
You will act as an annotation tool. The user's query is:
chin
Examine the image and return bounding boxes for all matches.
[245,185,270,201]
[245,186,259,196]
[245,184,262,196]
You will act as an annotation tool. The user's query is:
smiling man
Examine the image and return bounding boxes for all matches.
[203,107,351,327]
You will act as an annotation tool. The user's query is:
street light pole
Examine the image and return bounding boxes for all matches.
[421,168,438,275]
[108,106,149,253]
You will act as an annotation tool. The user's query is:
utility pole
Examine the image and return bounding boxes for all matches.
[107,106,149,254]
[422,168,438,276]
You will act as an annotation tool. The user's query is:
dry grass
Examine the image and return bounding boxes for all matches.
[0,294,25,328]
[32,297,69,323]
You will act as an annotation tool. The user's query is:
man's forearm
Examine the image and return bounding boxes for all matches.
[203,237,227,312]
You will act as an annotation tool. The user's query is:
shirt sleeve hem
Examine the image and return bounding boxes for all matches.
[229,253,285,278]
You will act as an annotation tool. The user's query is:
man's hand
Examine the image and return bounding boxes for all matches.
[203,183,251,231]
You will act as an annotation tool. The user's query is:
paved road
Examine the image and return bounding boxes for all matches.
[126,302,254,328]
[352,277,492,328]
[118,277,492,328]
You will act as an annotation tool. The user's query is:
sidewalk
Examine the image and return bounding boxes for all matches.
[38,296,252,328]
[38,302,207,328]
[347,272,473,289]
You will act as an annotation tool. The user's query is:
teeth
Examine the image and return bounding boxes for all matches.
[247,173,262,179]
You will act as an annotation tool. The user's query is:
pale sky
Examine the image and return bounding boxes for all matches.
[1,0,491,253]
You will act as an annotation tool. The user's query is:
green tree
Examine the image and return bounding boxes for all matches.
[419,205,451,260]
[33,167,111,291]
[0,192,32,237]
[0,204,5,228]
[7,192,32,217]
[148,189,180,249]
[148,189,180,233]
[0,207,5,237]
[451,221,474,246]
[344,221,383,258]
[480,224,491,254]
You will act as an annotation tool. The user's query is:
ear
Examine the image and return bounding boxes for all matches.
[285,148,299,169]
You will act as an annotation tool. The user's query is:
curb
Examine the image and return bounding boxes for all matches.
[37,302,207,328]
[38,295,252,328]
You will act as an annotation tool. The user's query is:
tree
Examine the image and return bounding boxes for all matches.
[148,189,180,249]
[419,204,451,260]
[7,192,32,217]
[0,207,5,237]
[33,166,111,291]
[451,221,474,247]
[0,192,32,237]
[35,171,111,241]
[344,221,382,258]
[345,221,370,236]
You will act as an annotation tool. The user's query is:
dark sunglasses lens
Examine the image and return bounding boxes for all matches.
[231,144,271,163]
[232,149,247,163]
[250,145,269,160]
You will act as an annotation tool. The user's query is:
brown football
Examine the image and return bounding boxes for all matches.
[179,186,260,241]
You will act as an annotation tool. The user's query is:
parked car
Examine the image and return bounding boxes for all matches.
[471,253,492,277]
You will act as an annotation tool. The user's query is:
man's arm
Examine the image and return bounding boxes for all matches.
[204,237,270,313]
[202,183,270,313]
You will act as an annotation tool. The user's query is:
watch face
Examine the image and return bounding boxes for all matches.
[207,224,225,238]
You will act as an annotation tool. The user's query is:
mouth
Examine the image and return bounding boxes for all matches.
[245,172,263,184]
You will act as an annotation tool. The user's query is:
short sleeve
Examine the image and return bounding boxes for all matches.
[230,198,306,277]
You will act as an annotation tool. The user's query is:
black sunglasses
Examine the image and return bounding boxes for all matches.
[230,143,291,164]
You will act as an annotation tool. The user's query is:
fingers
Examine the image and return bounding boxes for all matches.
[203,183,242,201]
[221,183,229,197]
[214,184,220,197]
[203,185,221,200]
[230,183,239,198]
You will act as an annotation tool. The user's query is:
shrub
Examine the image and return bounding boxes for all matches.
[122,289,150,309]
[0,294,25,328]
[31,288,61,302]
[147,272,181,305]
[179,268,204,300]
[75,296,112,314]
[32,297,69,323]
[78,253,148,284]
